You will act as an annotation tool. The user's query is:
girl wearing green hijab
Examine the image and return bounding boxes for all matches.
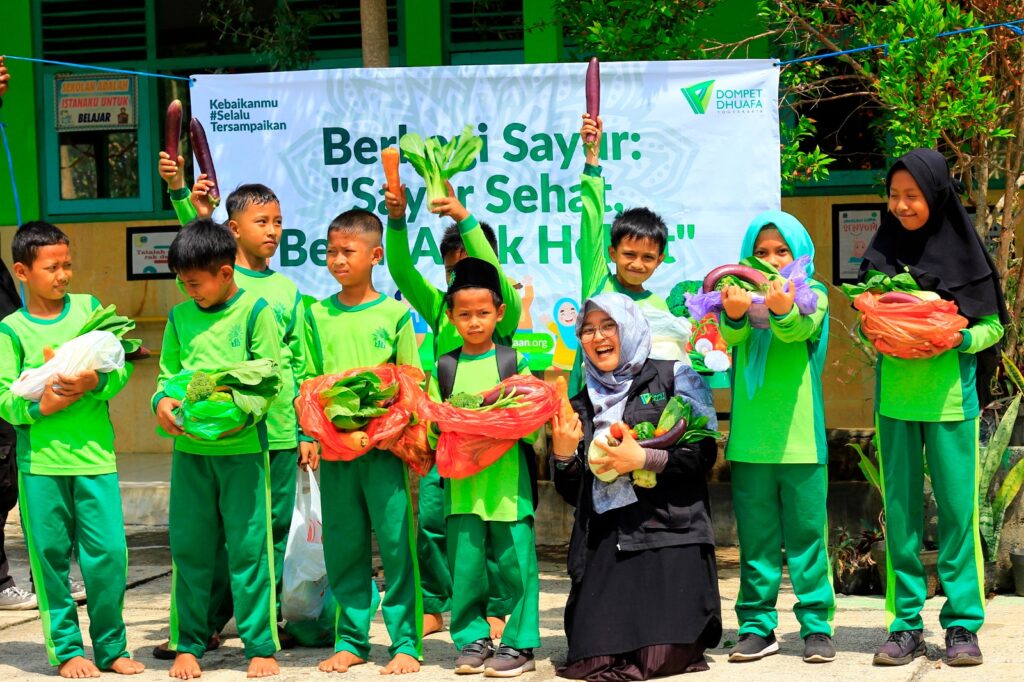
[719,211,835,664]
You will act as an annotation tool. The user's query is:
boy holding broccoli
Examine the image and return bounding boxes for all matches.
[434,257,540,677]
[153,218,282,679]
[384,181,520,637]
[302,209,423,675]
[0,221,143,677]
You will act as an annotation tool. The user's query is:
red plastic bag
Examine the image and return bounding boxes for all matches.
[854,292,968,359]
[417,375,560,479]
[298,364,434,476]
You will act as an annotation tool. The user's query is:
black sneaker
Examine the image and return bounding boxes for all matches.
[944,626,982,666]
[456,638,495,674]
[484,645,535,677]
[803,633,836,663]
[873,630,925,666]
[728,631,779,662]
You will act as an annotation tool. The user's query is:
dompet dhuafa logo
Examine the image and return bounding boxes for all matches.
[683,79,765,114]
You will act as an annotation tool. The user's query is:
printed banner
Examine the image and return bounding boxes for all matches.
[190,60,780,368]
[55,73,137,131]
[832,203,884,284]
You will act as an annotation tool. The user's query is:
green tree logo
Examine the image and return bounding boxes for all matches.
[372,327,390,349]
[682,80,715,115]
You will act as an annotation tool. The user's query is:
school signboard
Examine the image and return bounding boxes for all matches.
[190,60,780,368]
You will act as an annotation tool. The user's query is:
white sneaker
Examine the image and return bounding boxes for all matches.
[0,585,38,610]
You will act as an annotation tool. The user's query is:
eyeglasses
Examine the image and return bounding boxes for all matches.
[579,321,619,343]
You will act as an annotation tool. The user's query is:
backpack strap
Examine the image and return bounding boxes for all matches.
[495,344,518,381]
[437,348,462,402]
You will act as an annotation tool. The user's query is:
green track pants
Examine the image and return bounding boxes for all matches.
[876,415,985,632]
[19,471,129,669]
[168,451,278,659]
[320,451,422,659]
[731,462,835,638]
[447,514,540,651]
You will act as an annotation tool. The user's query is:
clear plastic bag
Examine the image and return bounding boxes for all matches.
[417,375,559,479]
[281,469,326,622]
[10,330,124,400]
[854,292,968,359]
[645,308,693,362]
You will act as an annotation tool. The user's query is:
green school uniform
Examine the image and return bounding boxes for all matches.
[720,214,834,640]
[154,289,281,659]
[386,213,521,616]
[444,350,540,651]
[874,315,1002,633]
[0,294,133,669]
[304,292,423,659]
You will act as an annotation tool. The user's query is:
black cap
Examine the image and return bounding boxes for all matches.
[447,257,502,301]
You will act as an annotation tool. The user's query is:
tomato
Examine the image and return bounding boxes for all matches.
[609,423,623,440]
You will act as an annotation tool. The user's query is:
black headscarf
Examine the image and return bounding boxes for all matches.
[860,148,1009,325]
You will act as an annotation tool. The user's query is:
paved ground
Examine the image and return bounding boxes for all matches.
[2,525,1023,681]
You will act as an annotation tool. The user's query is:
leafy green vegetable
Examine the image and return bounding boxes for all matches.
[198,359,282,417]
[448,392,485,409]
[667,280,703,318]
[633,421,656,440]
[320,372,397,431]
[78,304,142,354]
[840,269,921,300]
[655,396,720,444]
[399,125,483,203]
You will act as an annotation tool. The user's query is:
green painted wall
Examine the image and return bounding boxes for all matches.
[0,0,41,226]
[404,0,443,66]
[523,0,562,64]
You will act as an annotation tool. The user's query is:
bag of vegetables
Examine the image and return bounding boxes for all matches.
[158,359,282,441]
[842,270,967,359]
[418,375,560,480]
[686,255,819,328]
[588,395,721,489]
[298,364,433,476]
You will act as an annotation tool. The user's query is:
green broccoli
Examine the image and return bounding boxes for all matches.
[448,392,484,409]
[667,280,703,319]
[185,371,216,403]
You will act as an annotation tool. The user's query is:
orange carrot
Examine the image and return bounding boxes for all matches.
[554,375,574,421]
[337,430,372,455]
[382,147,401,191]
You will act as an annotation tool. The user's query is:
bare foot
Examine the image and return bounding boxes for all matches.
[58,657,101,679]
[487,615,507,641]
[247,656,279,678]
[423,612,444,636]
[168,653,202,680]
[107,658,146,675]
[380,653,420,675]
[319,651,366,673]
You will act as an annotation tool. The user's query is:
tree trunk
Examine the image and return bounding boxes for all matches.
[360,0,390,68]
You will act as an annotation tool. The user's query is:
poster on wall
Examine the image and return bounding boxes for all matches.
[126,226,178,280]
[189,60,781,368]
[55,73,137,131]
[832,203,885,284]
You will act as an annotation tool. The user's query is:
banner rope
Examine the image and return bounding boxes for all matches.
[775,18,1024,66]
[1,55,194,85]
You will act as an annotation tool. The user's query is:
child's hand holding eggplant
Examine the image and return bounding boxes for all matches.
[721,285,752,321]
[190,175,216,219]
[764,278,796,316]
[581,113,603,166]
[590,423,646,476]
[551,411,583,459]
[158,151,185,190]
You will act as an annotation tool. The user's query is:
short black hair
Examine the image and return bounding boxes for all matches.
[328,209,383,246]
[168,218,237,275]
[444,286,503,311]
[611,207,668,253]
[440,221,498,260]
[225,183,280,219]
[12,221,70,266]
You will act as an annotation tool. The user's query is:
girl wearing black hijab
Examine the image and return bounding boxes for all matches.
[859,148,1007,669]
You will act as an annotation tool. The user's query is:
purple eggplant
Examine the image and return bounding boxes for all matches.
[165,100,182,159]
[585,57,600,143]
[189,118,221,207]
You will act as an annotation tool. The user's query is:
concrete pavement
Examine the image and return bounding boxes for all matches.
[2,525,1023,681]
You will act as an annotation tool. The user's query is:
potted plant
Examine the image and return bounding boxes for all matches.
[831,526,883,595]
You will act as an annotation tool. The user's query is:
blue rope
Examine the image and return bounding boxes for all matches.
[776,18,1024,66]
[0,119,26,305]
[1,55,194,85]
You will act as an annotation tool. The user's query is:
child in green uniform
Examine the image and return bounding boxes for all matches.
[153,219,282,679]
[718,212,835,664]
[570,115,677,392]
[860,149,1006,668]
[0,222,144,678]
[384,181,521,637]
[437,258,540,677]
[302,209,423,675]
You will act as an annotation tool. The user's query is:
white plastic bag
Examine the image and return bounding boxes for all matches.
[281,468,328,622]
[10,330,125,401]
[646,308,693,363]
